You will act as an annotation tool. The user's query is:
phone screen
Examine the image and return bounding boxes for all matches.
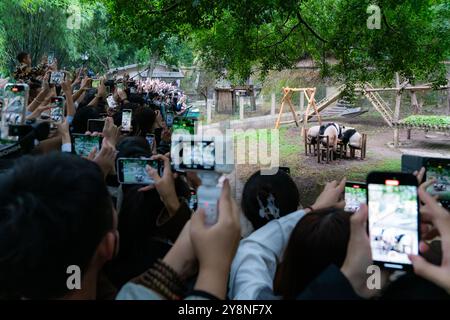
[344,183,367,212]
[91,79,100,88]
[177,141,215,171]
[122,110,132,131]
[146,134,155,150]
[368,177,419,268]
[88,119,105,133]
[50,97,65,123]
[425,160,450,208]
[1,84,28,140]
[73,135,101,158]
[47,52,55,65]
[166,112,174,127]
[173,118,195,134]
[49,72,65,85]
[119,158,158,184]
[106,95,117,109]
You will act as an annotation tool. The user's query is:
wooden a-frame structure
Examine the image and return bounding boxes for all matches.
[274,87,322,133]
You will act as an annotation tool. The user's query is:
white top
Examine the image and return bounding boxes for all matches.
[228,210,306,300]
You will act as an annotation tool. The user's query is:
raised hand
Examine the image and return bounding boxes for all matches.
[408,181,450,294]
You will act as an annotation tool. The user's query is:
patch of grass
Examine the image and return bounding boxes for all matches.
[347,158,401,181]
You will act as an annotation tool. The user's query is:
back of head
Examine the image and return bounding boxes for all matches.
[17,52,29,64]
[242,170,300,230]
[273,208,351,299]
[0,153,113,299]
[132,106,156,136]
[71,106,101,134]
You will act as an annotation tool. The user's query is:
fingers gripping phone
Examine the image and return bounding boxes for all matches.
[344,182,367,213]
[121,109,132,132]
[117,158,159,185]
[367,172,420,270]
[72,134,102,158]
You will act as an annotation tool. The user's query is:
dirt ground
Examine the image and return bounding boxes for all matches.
[230,114,450,207]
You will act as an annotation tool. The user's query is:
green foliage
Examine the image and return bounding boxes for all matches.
[99,0,450,87]
[401,115,450,127]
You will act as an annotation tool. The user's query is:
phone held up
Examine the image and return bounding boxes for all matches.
[366,172,420,271]
[117,158,160,185]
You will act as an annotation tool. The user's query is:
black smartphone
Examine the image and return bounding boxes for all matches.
[425,158,450,209]
[366,172,420,271]
[72,134,102,158]
[145,134,156,151]
[166,111,174,128]
[117,158,159,185]
[87,119,105,133]
[344,181,367,213]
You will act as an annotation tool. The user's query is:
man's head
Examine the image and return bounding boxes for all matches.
[17,52,31,65]
[0,153,117,299]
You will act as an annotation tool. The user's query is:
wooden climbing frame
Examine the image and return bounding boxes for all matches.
[274,87,323,134]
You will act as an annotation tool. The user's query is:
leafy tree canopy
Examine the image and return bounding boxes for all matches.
[99,0,450,86]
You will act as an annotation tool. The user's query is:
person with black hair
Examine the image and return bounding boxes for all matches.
[0,153,118,299]
[241,169,300,231]
[229,179,346,299]
[273,208,351,299]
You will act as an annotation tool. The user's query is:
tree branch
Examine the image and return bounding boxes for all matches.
[296,12,328,43]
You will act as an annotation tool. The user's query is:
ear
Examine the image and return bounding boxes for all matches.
[95,231,117,264]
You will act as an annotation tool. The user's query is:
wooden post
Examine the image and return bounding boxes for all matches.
[239,96,244,120]
[447,76,450,116]
[271,93,276,116]
[300,91,305,112]
[393,73,402,148]
[207,101,212,124]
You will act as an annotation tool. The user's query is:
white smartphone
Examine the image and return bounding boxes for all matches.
[121,109,132,132]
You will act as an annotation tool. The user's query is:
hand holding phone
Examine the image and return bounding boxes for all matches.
[367,172,420,270]
[344,182,367,213]
[117,158,159,185]
[50,96,65,124]
[73,134,102,158]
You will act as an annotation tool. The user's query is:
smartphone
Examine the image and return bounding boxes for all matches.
[166,111,174,128]
[425,159,450,209]
[121,109,132,132]
[49,96,65,124]
[72,134,102,158]
[145,134,156,151]
[117,158,159,185]
[91,79,100,89]
[344,182,367,213]
[367,172,420,270]
[171,139,216,171]
[87,119,105,133]
[173,117,195,134]
[1,84,29,141]
[47,52,55,65]
[189,188,198,211]
[49,71,66,85]
[106,95,118,110]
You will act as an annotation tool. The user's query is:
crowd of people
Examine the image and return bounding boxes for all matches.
[0,52,449,300]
